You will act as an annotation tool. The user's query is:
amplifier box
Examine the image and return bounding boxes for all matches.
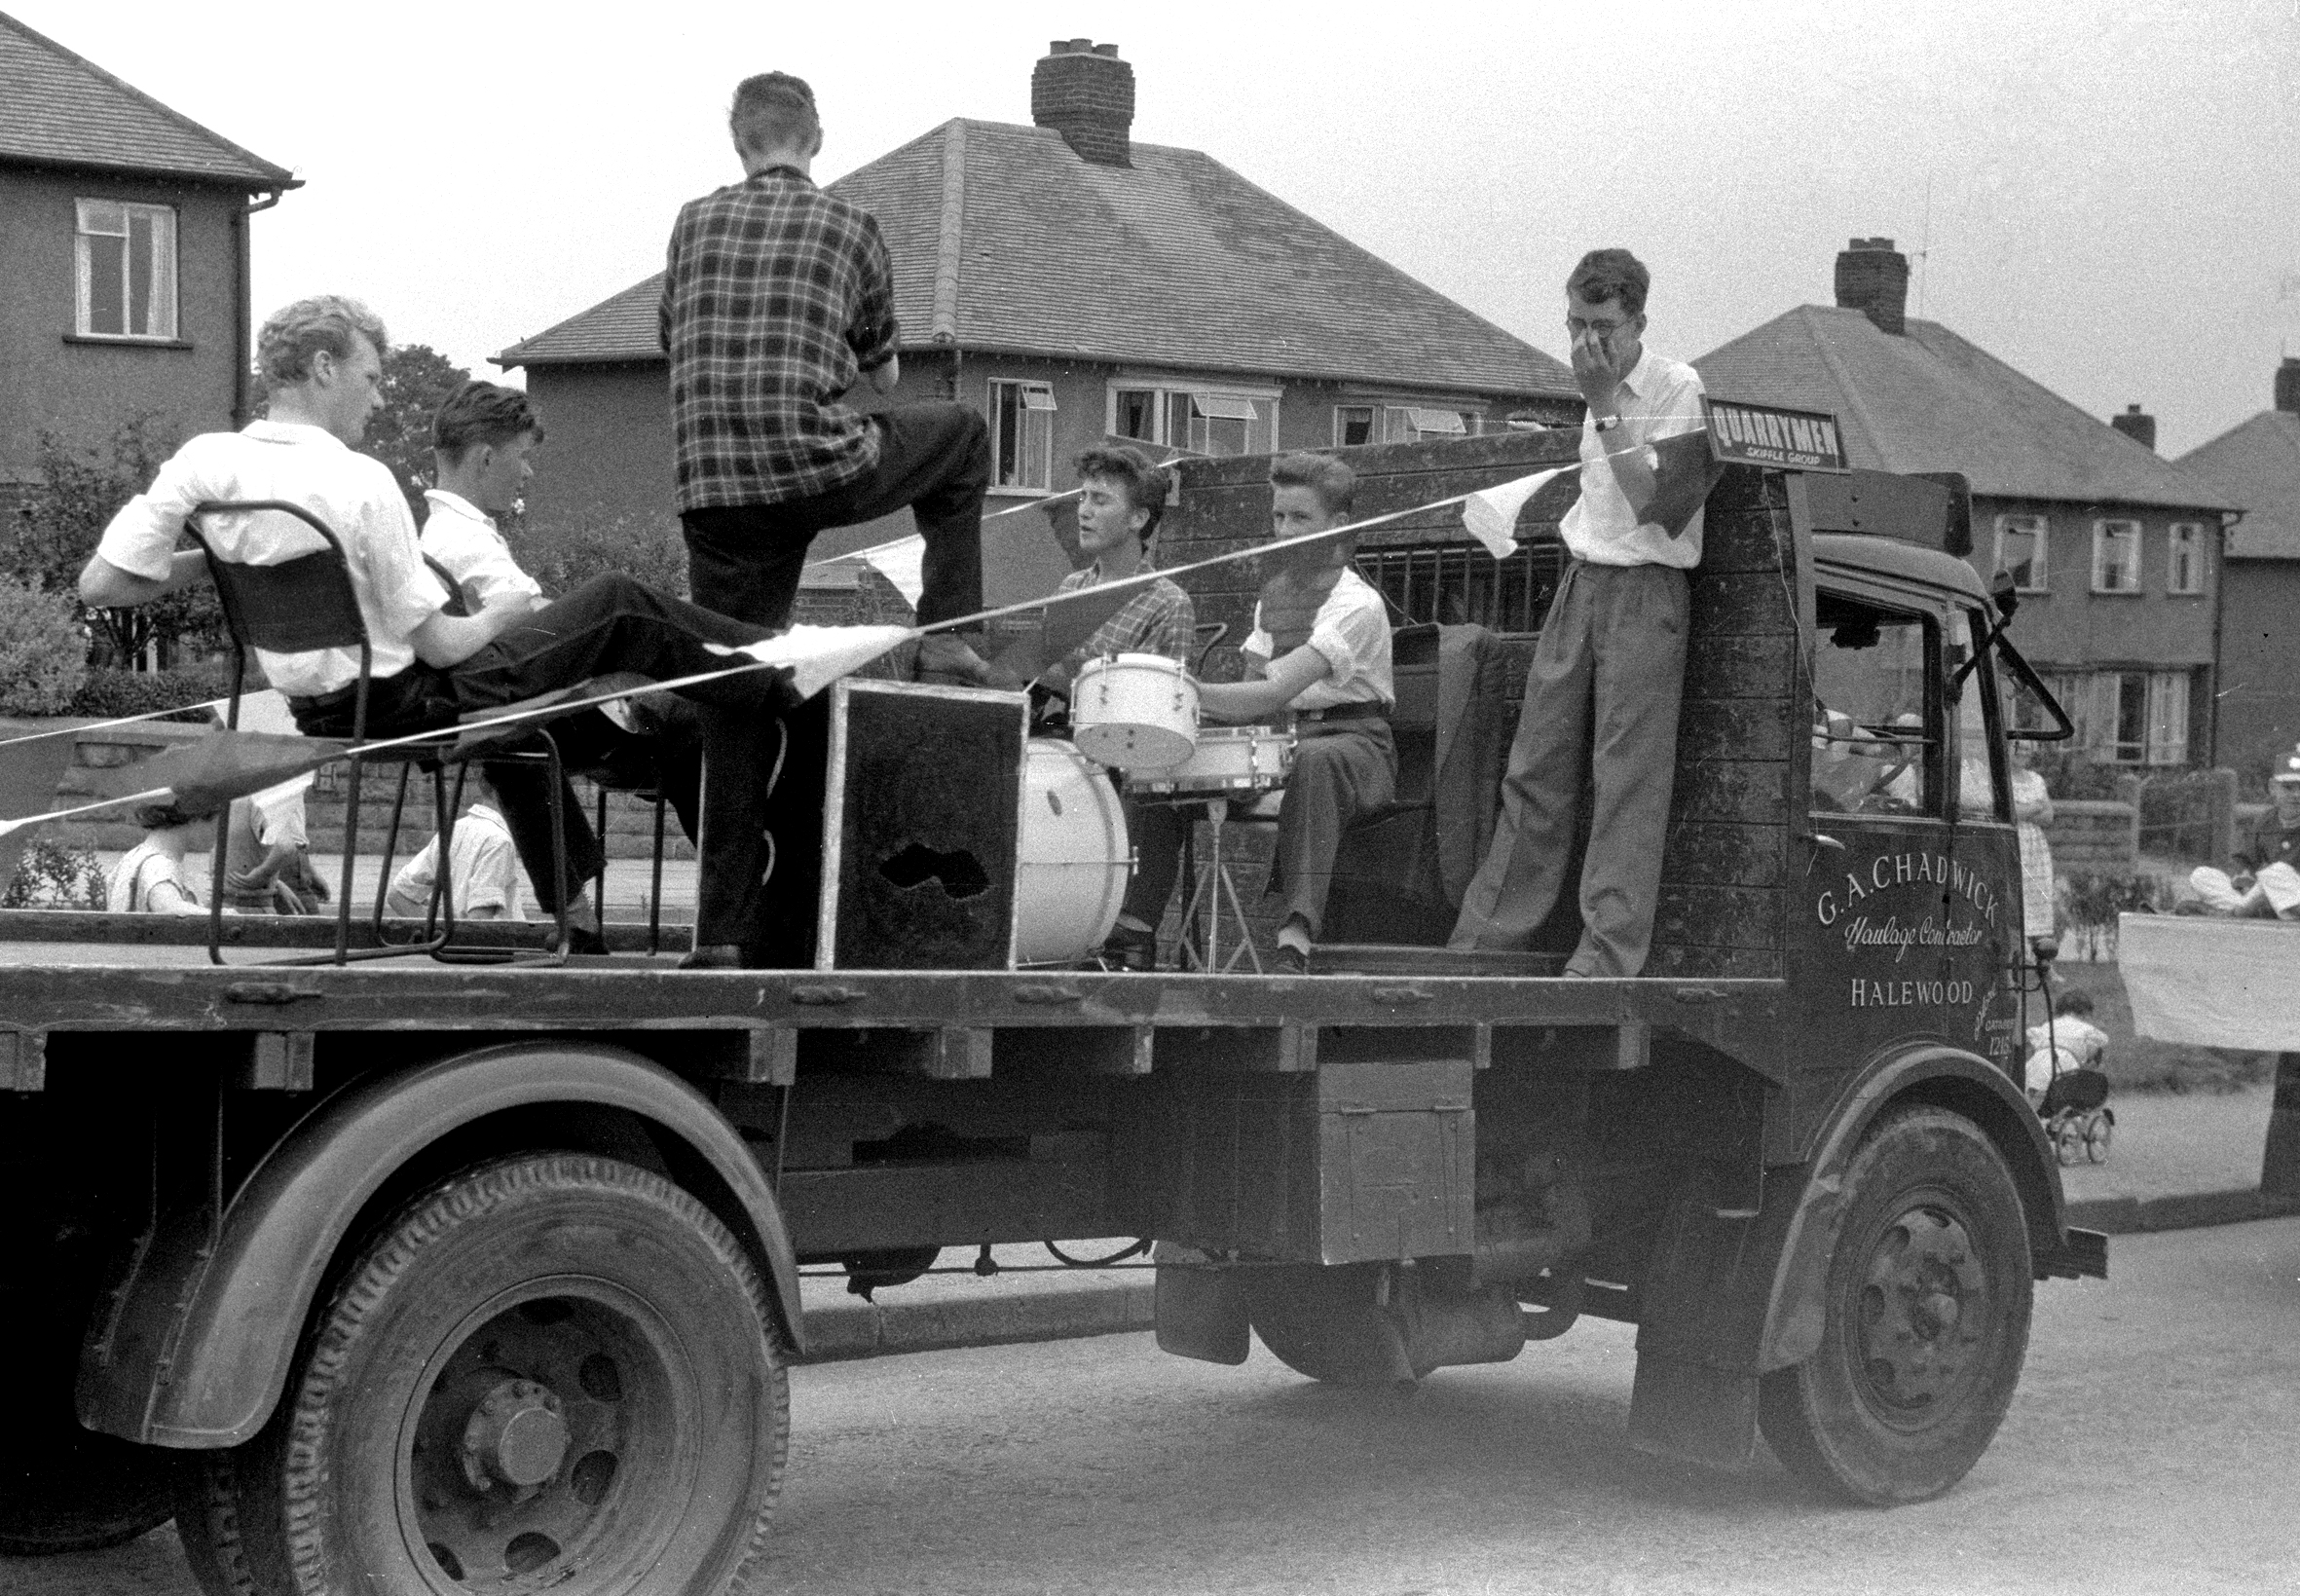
[816,680,1027,971]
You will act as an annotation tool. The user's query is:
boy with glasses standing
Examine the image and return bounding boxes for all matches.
[1449,248,1712,977]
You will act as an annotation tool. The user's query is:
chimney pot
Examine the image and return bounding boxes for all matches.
[1032,40,1134,167]
[2110,403,2157,452]
[2277,356,2300,415]
[1835,238,1910,336]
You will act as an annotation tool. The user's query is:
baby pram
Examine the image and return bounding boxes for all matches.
[2037,1058,2114,1166]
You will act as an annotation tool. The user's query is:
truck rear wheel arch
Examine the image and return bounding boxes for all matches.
[78,1041,802,1451]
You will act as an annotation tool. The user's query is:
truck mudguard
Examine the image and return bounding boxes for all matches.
[77,1042,801,1449]
[1630,1043,2062,1466]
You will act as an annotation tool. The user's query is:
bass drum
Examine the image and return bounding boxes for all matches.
[1015,739,1131,966]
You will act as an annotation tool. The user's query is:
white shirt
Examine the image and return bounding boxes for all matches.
[1245,567,1394,713]
[1562,344,1707,569]
[421,490,543,612]
[383,804,526,920]
[96,422,448,699]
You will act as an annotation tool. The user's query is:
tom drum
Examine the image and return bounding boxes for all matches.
[1014,739,1132,966]
[1128,726,1295,798]
[1072,652,1199,771]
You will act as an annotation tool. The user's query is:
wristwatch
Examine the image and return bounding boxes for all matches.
[1593,414,1623,432]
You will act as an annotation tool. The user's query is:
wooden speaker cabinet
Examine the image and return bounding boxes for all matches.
[816,680,1027,971]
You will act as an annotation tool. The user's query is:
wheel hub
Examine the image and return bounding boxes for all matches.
[460,1381,570,1491]
[1855,1205,1988,1413]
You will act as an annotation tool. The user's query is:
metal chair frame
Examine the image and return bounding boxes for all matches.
[185,501,571,966]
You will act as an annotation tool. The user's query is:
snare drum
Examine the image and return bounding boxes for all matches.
[1128,726,1295,798]
[1072,652,1200,771]
[1013,739,1132,966]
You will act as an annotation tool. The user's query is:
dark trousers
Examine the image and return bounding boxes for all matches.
[679,403,990,954]
[1448,560,1688,976]
[290,573,774,915]
[1121,721,1396,942]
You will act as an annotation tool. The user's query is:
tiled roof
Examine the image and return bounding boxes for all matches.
[2178,410,2300,560]
[1695,305,2236,513]
[500,118,1570,397]
[0,12,295,188]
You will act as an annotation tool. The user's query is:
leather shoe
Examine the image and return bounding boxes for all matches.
[680,943,745,970]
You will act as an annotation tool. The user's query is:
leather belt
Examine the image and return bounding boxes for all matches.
[1294,701,1386,724]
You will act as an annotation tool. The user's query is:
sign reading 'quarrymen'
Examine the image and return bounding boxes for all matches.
[1703,397,1849,473]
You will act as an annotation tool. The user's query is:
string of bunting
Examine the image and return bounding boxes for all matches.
[0,449,1646,837]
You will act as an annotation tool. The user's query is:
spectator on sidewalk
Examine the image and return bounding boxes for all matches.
[383,789,526,922]
[107,801,213,915]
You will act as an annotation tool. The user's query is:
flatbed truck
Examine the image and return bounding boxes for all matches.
[0,431,2105,1595]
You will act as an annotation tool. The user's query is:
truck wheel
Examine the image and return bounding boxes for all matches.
[175,1153,787,1596]
[1759,1107,2032,1505]
[0,1286,173,1555]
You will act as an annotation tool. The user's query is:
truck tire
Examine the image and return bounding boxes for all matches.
[1758,1106,2033,1505]
[0,1285,173,1555]
[174,1153,787,1596]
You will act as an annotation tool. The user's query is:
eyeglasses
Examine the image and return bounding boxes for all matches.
[1566,314,1632,338]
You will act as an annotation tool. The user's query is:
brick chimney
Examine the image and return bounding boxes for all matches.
[2277,356,2300,415]
[2110,403,2157,451]
[1032,39,1133,167]
[1835,238,1910,336]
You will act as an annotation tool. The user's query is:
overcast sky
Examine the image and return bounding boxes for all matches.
[16,0,2296,456]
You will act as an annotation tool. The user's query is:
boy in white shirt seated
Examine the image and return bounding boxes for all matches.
[1105,453,1393,974]
[418,381,704,949]
[384,781,527,922]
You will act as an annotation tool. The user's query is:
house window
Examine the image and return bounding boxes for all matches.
[1993,513,2048,593]
[1334,405,1375,447]
[2167,523,2204,595]
[2076,669,2191,764]
[2091,520,2142,593]
[1374,405,1479,443]
[1109,385,1278,458]
[987,380,1056,492]
[1355,540,1562,634]
[75,200,177,340]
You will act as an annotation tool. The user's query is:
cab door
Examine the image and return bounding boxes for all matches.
[1948,607,2033,1082]
[1799,578,1966,1058]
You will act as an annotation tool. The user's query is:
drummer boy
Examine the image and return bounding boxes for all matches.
[1108,453,1393,973]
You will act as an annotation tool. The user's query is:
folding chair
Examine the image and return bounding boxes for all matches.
[186,500,572,966]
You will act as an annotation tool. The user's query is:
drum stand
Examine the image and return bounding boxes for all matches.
[1177,798,1263,975]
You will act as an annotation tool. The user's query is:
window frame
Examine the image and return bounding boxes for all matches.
[985,378,1057,495]
[74,198,179,342]
[1105,380,1280,460]
[2166,522,2205,596]
[1332,405,1376,448]
[2090,519,2143,595]
[1807,584,1948,821]
[1992,512,2049,594]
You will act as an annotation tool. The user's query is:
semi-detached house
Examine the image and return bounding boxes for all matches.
[493,39,1577,613]
[1697,239,2239,768]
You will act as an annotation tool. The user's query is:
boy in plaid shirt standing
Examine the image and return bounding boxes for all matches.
[662,71,995,966]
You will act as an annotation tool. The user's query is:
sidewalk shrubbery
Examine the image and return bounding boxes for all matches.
[2059,870,2173,961]
[0,576,90,716]
[1,836,105,909]
[65,666,232,723]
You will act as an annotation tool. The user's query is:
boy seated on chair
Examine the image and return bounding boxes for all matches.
[418,380,707,943]
[1035,445,1197,698]
[1105,453,1394,974]
[78,295,793,959]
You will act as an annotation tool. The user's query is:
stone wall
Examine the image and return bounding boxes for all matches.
[2043,800,2138,873]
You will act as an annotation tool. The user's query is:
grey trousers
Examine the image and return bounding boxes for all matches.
[1123,720,1394,941]
[1448,560,1688,976]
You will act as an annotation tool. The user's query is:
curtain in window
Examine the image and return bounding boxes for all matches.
[2144,671,2189,765]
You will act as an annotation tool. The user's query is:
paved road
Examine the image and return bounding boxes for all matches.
[14,1220,2298,1596]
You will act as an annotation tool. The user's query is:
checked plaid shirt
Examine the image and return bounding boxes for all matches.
[660,167,900,512]
[1057,565,1197,666]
